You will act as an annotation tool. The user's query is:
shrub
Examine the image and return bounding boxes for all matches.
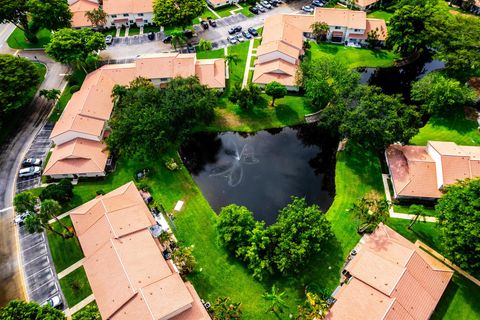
[39,179,73,204]
[70,85,80,93]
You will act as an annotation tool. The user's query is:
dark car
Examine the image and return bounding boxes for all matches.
[187,44,196,53]
[184,29,194,38]
[270,0,278,6]
[201,20,209,29]
[147,32,155,40]
[208,17,217,27]
[249,6,259,14]
[248,27,259,37]
[22,158,42,167]
[162,35,172,43]
[242,31,252,39]
[234,25,242,32]
[228,27,236,35]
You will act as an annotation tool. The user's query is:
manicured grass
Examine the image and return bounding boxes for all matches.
[196,48,225,59]
[253,37,261,48]
[394,204,438,217]
[367,10,394,23]
[227,40,250,88]
[143,25,161,33]
[48,70,87,123]
[101,28,118,37]
[46,216,84,273]
[127,27,140,36]
[59,267,92,307]
[7,28,51,49]
[308,42,399,68]
[72,301,98,318]
[410,110,480,146]
[387,218,443,253]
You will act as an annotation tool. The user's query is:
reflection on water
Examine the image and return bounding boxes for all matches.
[180,125,337,224]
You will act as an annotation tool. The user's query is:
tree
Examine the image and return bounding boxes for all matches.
[436,178,480,274]
[28,0,72,31]
[39,179,74,204]
[0,0,35,41]
[225,53,240,66]
[366,28,381,49]
[263,285,287,315]
[39,88,61,102]
[211,297,242,320]
[172,245,196,276]
[338,86,421,152]
[296,292,330,320]
[170,30,187,50]
[310,22,329,42]
[85,7,107,29]
[72,303,101,320]
[0,54,42,114]
[241,221,273,279]
[42,199,74,238]
[198,38,212,51]
[153,0,205,29]
[108,76,217,159]
[0,300,65,319]
[217,204,256,256]
[411,73,476,114]
[45,28,106,70]
[265,81,287,107]
[272,197,333,273]
[351,191,390,233]
[407,204,426,229]
[14,191,37,213]
[229,83,263,110]
[298,58,360,111]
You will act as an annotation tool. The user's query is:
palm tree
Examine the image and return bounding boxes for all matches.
[198,38,212,52]
[263,285,287,315]
[170,31,187,50]
[225,53,240,66]
[352,191,390,233]
[40,199,75,238]
[39,89,61,102]
[407,204,426,229]
[310,22,330,43]
[212,297,242,320]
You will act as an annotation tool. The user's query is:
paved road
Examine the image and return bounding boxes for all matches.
[0,32,69,305]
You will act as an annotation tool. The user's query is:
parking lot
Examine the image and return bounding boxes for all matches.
[16,123,53,193]
[18,225,64,307]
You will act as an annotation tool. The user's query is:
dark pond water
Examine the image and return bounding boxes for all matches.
[180,125,336,224]
[359,54,445,102]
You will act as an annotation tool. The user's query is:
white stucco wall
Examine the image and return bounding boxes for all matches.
[256,51,297,65]
[52,131,101,146]
[107,12,154,27]
[426,144,444,189]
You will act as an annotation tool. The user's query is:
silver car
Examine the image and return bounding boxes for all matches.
[43,295,62,309]
[19,166,41,178]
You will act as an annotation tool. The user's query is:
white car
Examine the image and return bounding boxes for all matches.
[22,158,42,167]
[236,35,245,42]
[14,212,31,225]
[19,166,41,178]
[43,295,62,309]
[227,36,238,44]
[302,5,314,12]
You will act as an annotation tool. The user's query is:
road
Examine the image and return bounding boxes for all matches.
[0,23,69,306]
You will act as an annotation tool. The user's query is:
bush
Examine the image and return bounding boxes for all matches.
[70,85,80,93]
[164,157,179,171]
[96,189,105,195]
[39,179,73,204]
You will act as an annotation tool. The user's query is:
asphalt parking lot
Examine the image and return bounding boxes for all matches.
[16,123,53,193]
[18,226,63,307]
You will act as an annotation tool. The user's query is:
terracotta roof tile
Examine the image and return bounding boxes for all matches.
[103,0,153,15]
[69,0,99,28]
[314,8,367,29]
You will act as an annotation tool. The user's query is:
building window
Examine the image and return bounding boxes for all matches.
[111,14,117,18]
[144,19,148,23]
[354,28,361,32]
[334,26,341,30]
[138,13,144,16]
[129,20,134,23]
[123,13,129,17]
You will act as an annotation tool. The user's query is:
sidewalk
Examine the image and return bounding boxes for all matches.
[57,258,85,279]
[64,294,95,316]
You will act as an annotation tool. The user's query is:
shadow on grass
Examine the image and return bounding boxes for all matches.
[428,110,479,136]
[372,49,388,59]
[275,104,301,124]
[341,143,384,191]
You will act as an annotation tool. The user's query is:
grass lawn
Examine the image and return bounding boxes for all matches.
[46,216,84,273]
[308,42,399,68]
[367,10,394,23]
[101,28,118,37]
[48,69,87,123]
[394,204,437,216]
[227,41,250,88]
[59,267,92,307]
[7,28,51,49]
[127,27,140,36]
[196,48,225,59]
[410,110,480,146]
[143,25,161,33]
[72,301,98,318]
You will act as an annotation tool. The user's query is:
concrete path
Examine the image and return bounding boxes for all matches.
[242,38,255,88]
[57,258,85,280]
[224,47,229,79]
[115,28,121,37]
[64,294,95,316]
[139,26,144,35]
[48,211,71,225]
[124,27,129,37]
[207,6,222,19]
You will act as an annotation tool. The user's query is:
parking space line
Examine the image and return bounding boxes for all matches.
[26,265,51,280]
[29,277,56,294]
[20,231,42,240]
[24,254,49,266]
[22,242,46,254]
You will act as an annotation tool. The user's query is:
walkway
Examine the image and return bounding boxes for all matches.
[242,38,255,88]
[382,174,438,222]
[206,6,221,19]
[57,258,85,280]
[64,294,95,317]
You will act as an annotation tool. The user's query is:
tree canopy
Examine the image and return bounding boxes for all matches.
[39,179,74,204]
[0,300,65,319]
[45,28,105,66]
[411,72,476,114]
[28,0,72,31]
[85,7,107,28]
[108,76,218,159]
[0,54,42,114]
[72,303,101,320]
[265,81,287,107]
[436,178,480,275]
[14,191,37,213]
[153,0,205,29]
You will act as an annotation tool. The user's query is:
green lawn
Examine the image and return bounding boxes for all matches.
[308,42,399,68]
[367,10,394,23]
[49,70,87,123]
[196,48,225,59]
[410,110,480,146]
[101,28,117,37]
[227,41,250,88]
[127,26,140,36]
[7,28,51,49]
[46,216,84,273]
[394,204,438,217]
[143,25,161,33]
[59,267,92,307]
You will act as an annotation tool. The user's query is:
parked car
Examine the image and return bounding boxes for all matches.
[208,17,217,27]
[187,44,196,53]
[236,34,245,42]
[312,0,325,6]
[201,20,209,29]
[18,166,41,178]
[43,295,62,309]
[228,27,236,35]
[261,1,272,9]
[105,35,113,45]
[184,29,194,38]
[22,158,42,167]
[302,5,314,12]
[248,27,259,37]
[162,35,172,43]
[234,25,242,32]
[227,36,238,44]
[249,6,259,14]
[242,31,252,39]
[257,4,266,12]
[147,32,155,40]
[270,0,278,6]
[14,212,31,225]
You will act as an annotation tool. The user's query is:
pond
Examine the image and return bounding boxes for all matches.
[180,125,336,224]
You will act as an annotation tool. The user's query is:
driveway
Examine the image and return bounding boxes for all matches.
[102,1,310,60]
